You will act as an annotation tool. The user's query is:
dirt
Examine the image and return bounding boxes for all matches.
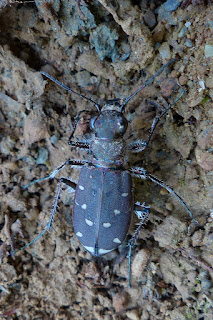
[0,0,213,319]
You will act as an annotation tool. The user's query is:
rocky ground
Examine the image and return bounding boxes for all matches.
[0,0,213,319]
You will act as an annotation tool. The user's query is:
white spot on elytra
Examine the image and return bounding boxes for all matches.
[114,209,120,215]
[83,246,112,255]
[122,193,128,197]
[90,175,92,178]
[84,246,94,254]
[113,238,121,244]
[98,248,113,254]
[103,222,111,228]
[76,231,83,237]
[85,218,93,226]
[79,185,84,190]
[81,203,87,209]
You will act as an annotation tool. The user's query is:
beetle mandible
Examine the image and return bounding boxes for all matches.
[17,59,197,279]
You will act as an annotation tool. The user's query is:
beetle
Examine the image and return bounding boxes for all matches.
[16,59,197,284]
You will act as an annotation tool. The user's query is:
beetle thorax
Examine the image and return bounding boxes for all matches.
[91,138,125,168]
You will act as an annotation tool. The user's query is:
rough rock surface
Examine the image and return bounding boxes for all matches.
[0,1,212,319]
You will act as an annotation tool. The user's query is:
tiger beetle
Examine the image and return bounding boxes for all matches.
[16,59,197,287]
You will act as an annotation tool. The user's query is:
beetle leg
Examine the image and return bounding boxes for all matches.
[69,140,90,149]
[128,89,186,153]
[15,177,76,254]
[130,202,150,247]
[129,167,198,224]
[128,203,150,287]
[23,159,91,189]
[68,109,95,147]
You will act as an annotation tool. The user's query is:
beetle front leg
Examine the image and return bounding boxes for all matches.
[15,177,76,254]
[128,89,186,153]
[68,109,95,149]
[129,167,198,224]
[69,140,90,149]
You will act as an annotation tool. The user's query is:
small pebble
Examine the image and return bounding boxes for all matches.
[126,310,140,320]
[120,42,131,61]
[197,126,213,150]
[205,45,213,58]
[113,291,129,313]
[179,75,188,85]
[185,21,191,28]
[0,136,15,155]
[158,42,171,61]
[206,20,213,29]
[192,230,204,247]
[209,89,213,99]
[171,70,178,78]
[160,188,169,195]
[90,25,119,62]
[185,39,193,47]
[165,202,174,211]
[36,147,49,165]
[157,0,181,25]
[160,78,179,97]
[178,26,187,38]
[132,249,150,278]
[144,10,156,29]
[90,76,98,84]
[200,278,212,290]
[153,22,166,42]
[163,0,182,11]
[206,75,213,89]
[76,70,91,88]
[195,148,213,171]
[198,80,205,92]
[50,135,59,144]
[24,108,48,144]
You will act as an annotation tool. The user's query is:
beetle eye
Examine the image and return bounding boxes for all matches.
[117,116,128,134]
[90,115,98,132]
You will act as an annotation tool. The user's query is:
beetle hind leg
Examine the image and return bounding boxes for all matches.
[15,177,76,254]
[129,202,150,249]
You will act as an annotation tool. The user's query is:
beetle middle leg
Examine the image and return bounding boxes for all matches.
[23,159,91,189]
[129,167,198,224]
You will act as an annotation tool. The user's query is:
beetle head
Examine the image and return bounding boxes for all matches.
[90,100,128,139]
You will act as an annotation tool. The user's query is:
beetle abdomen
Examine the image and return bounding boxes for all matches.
[73,166,133,256]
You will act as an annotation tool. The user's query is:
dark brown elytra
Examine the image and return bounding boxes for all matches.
[15,59,197,286]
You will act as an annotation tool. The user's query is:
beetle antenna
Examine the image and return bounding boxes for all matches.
[120,58,177,111]
[40,71,100,112]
